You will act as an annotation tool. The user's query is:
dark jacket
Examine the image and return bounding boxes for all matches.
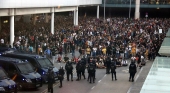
[58,68,65,80]
[111,62,116,73]
[65,62,73,73]
[129,62,137,73]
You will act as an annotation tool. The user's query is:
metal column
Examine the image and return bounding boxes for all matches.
[75,6,78,26]
[97,5,99,19]
[51,8,54,34]
[10,15,14,47]
[135,0,140,19]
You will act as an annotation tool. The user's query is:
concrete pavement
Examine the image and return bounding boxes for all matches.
[17,51,153,93]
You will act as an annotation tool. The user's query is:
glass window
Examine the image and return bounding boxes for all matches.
[0,69,7,80]
[17,63,34,74]
[37,58,53,68]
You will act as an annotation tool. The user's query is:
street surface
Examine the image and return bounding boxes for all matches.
[18,51,153,93]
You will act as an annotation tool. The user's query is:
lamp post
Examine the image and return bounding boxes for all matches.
[129,0,131,18]
[104,0,106,23]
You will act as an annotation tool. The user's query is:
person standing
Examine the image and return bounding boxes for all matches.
[110,59,117,81]
[70,42,75,58]
[65,61,73,81]
[58,66,65,88]
[87,62,96,83]
[106,56,111,74]
[81,58,86,79]
[86,46,91,57]
[129,62,137,82]
[47,68,55,93]
[51,45,57,64]
[76,60,82,81]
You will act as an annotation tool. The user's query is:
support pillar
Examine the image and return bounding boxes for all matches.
[135,0,140,19]
[97,5,99,19]
[33,14,36,25]
[51,8,54,34]
[73,10,76,25]
[75,6,78,26]
[45,13,49,23]
[10,15,14,48]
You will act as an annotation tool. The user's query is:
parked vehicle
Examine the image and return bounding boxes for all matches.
[0,67,17,93]
[2,53,59,83]
[0,56,42,89]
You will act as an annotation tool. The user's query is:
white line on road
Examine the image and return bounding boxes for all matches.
[98,80,101,82]
[104,74,106,77]
[91,86,95,89]
[135,67,143,82]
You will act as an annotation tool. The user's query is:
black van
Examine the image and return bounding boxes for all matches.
[0,56,42,89]
[2,53,59,83]
[0,67,17,93]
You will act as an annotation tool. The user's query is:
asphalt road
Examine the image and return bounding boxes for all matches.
[18,51,152,93]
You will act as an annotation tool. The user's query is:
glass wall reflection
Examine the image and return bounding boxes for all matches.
[103,0,170,4]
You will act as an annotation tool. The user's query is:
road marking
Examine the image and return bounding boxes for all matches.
[135,67,143,82]
[127,85,132,93]
[91,86,95,89]
[104,74,106,77]
[98,80,101,82]
[41,69,77,93]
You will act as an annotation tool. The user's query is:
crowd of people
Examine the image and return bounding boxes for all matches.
[0,14,170,93]
[0,15,169,63]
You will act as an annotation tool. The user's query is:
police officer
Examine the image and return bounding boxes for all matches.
[87,62,96,83]
[65,60,73,81]
[76,60,82,81]
[129,62,137,82]
[81,58,86,79]
[110,59,117,81]
[58,66,65,88]
[47,67,55,93]
[106,56,111,74]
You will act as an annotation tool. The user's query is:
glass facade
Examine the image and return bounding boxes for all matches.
[140,57,170,93]
[158,38,170,56]
[103,0,170,5]
[166,28,170,37]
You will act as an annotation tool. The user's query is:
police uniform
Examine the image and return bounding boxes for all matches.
[129,62,137,82]
[58,66,65,88]
[76,60,82,81]
[110,61,117,81]
[106,57,111,74]
[65,61,73,81]
[81,59,86,79]
[87,62,96,83]
[47,68,55,93]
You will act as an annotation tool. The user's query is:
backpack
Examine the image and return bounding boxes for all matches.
[67,63,72,70]
[89,64,95,71]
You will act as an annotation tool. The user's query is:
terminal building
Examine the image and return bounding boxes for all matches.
[0,0,170,48]
[0,0,170,93]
